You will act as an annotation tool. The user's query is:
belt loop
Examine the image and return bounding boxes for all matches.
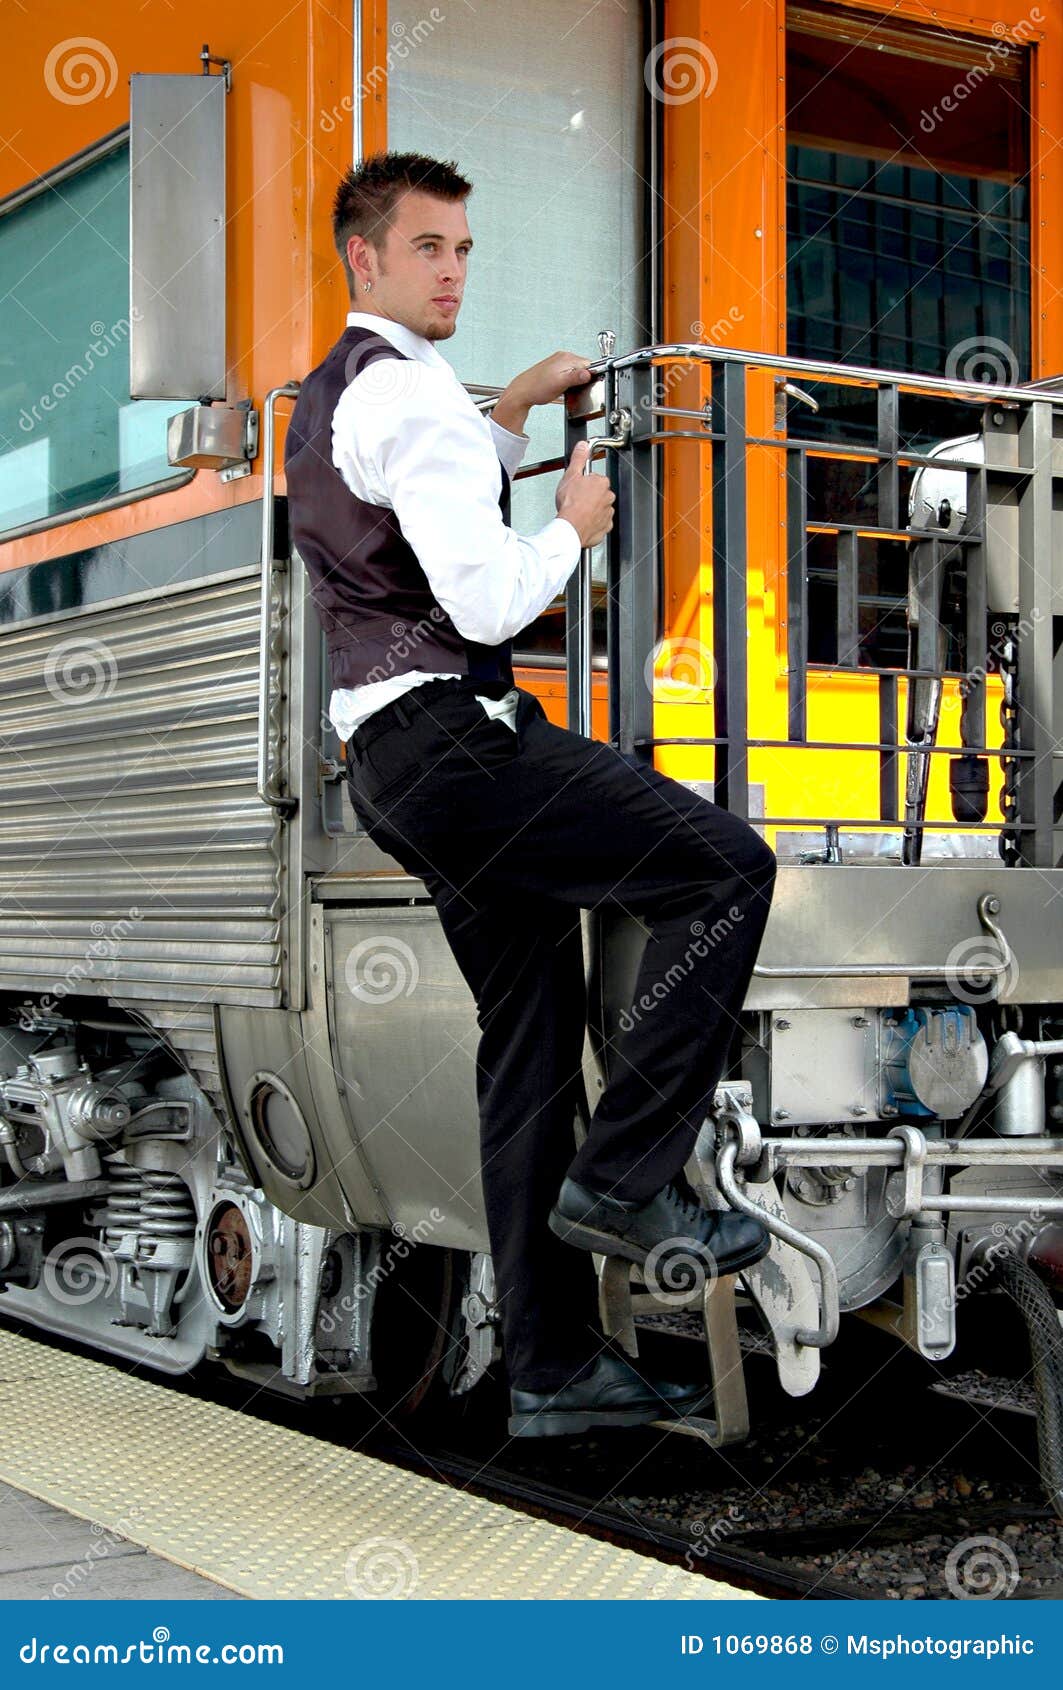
[392,698,411,729]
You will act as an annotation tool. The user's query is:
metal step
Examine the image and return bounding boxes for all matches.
[930,1369,1037,1418]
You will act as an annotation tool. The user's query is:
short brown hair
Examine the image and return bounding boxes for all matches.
[332,152,473,297]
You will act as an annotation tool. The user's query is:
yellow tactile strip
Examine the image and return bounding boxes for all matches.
[0,1329,760,1601]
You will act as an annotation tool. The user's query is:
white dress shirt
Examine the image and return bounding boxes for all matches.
[326,310,581,738]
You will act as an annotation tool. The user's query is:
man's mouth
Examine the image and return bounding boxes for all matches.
[432,296,459,310]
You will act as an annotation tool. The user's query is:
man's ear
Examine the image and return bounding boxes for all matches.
[347,234,373,291]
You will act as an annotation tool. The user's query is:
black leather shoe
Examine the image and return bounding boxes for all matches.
[548,1176,770,1278]
[508,1350,710,1438]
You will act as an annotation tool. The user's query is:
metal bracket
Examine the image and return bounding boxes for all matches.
[694,1117,820,1397]
[200,44,232,93]
[451,1253,501,1396]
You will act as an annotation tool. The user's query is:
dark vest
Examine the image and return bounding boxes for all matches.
[284,324,515,692]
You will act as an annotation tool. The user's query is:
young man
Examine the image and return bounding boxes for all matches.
[285,152,775,1438]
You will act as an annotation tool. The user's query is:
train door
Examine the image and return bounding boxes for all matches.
[310,0,657,1241]
[386,0,651,726]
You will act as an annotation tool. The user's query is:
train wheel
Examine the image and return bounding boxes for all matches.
[368,1241,461,1423]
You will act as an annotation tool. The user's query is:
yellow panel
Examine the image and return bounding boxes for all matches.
[0,1329,761,1602]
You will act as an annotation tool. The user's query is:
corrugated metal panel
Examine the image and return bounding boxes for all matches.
[0,570,284,1009]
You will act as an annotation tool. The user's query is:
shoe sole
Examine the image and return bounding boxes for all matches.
[508,1391,711,1439]
[547,1209,772,1279]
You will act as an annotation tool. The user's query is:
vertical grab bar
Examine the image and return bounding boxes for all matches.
[565,330,620,738]
[258,382,301,818]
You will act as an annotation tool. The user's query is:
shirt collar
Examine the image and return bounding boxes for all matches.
[345,310,450,370]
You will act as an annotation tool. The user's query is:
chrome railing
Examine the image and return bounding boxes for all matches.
[533,341,1063,869]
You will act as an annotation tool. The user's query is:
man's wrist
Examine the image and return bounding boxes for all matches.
[491,384,530,437]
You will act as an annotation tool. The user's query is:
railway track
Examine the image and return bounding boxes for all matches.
[370,1437,868,1600]
[3,1314,1062,1601]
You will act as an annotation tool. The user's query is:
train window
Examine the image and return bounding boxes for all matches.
[786,3,1030,383]
[386,0,648,663]
[784,3,1032,671]
[0,141,193,538]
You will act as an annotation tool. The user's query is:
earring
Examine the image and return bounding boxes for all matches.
[363,280,372,294]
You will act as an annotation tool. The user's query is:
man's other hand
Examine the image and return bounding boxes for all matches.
[555,441,615,549]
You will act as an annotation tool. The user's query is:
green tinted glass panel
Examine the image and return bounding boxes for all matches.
[0,145,191,534]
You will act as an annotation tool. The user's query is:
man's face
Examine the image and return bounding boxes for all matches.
[352,188,472,341]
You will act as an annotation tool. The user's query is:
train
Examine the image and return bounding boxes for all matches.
[3,0,1062,1511]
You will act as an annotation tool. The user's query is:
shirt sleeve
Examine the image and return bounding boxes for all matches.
[334,361,581,647]
[488,415,529,480]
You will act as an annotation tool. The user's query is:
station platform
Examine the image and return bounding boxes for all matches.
[0,1328,760,1601]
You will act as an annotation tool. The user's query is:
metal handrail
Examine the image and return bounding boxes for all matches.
[584,340,1063,409]
[257,382,300,818]
[752,892,1011,984]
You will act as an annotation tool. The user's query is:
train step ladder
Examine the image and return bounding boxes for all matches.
[597,1251,750,1449]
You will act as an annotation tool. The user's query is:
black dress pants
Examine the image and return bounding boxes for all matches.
[344,679,776,1392]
